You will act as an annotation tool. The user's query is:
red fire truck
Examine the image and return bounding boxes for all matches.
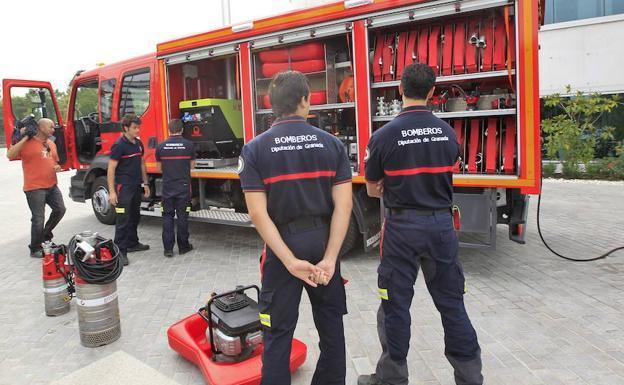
[3,0,543,252]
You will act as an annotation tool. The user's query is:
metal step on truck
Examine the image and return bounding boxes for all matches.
[2,0,544,253]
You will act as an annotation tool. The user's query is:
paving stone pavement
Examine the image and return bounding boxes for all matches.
[1,151,623,385]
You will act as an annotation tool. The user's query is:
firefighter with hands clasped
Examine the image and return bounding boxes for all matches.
[107,113,151,266]
[239,70,353,385]
[359,63,484,385]
[156,119,196,258]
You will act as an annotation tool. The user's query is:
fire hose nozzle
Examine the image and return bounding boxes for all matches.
[469,33,479,45]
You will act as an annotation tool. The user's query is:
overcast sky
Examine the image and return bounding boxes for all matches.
[0,0,310,94]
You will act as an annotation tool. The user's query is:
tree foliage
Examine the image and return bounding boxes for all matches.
[542,85,620,174]
[0,87,72,147]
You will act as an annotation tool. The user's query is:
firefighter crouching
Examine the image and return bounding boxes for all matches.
[156,119,196,257]
[239,71,353,385]
[359,63,483,385]
[107,114,151,266]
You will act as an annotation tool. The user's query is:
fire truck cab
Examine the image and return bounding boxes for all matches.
[3,0,543,252]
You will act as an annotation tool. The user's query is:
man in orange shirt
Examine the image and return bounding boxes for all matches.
[7,118,66,258]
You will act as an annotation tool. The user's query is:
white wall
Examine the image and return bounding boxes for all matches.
[539,14,624,96]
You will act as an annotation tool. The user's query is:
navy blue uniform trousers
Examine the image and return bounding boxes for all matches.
[114,184,142,254]
[161,192,191,251]
[259,223,347,385]
[376,211,482,385]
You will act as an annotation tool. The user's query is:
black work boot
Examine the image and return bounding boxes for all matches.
[121,252,130,266]
[179,243,194,255]
[30,250,43,258]
[127,242,150,252]
[164,250,174,258]
[358,374,389,385]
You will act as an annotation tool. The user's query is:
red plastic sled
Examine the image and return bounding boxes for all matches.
[168,313,307,385]
[262,91,327,109]
[261,59,326,78]
[259,42,325,63]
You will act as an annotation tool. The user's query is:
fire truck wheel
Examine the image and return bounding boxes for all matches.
[339,215,360,257]
[91,176,116,225]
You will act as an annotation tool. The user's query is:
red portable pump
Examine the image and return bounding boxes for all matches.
[168,285,307,385]
[42,242,73,316]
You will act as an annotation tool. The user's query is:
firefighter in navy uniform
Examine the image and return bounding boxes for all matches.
[239,71,353,385]
[359,64,483,385]
[156,119,196,258]
[108,114,151,266]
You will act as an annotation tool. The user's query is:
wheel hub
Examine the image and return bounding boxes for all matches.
[92,187,110,214]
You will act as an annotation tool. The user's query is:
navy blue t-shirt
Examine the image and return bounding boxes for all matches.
[110,135,144,187]
[155,135,196,198]
[238,116,352,225]
[365,106,459,210]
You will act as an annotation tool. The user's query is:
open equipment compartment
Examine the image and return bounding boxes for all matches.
[252,34,360,172]
[167,55,244,169]
[368,6,519,176]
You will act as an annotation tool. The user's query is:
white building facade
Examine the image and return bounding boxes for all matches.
[539,0,624,96]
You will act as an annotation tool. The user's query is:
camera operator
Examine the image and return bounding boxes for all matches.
[7,118,66,258]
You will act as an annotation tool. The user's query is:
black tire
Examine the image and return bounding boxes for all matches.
[91,176,116,225]
[339,215,360,257]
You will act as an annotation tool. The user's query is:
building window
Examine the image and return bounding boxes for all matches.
[544,0,624,24]
[606,0,624,16]
[119,69,150,118]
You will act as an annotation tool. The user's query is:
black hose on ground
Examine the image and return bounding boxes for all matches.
[536,176,624,262]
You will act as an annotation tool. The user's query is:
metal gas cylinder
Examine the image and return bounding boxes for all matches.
[42,241,71,316]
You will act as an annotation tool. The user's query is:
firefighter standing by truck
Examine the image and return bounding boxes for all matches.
[156,119,196,258]
[239,71,352,385]
[107,113,151,266]
[359,63,483,385]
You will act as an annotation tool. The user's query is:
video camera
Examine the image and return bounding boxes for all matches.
[17,115,39,138]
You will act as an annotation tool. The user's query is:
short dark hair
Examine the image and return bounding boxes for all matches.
[121,113,141,130]
[268,71,310,117]
[400,64,436,100]
[168,119,183,134]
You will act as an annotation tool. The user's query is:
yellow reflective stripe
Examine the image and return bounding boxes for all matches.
[115,207,125,214]
[259,313,271,327]
[464,282,467,294]
[378,288,389,300]
[186,206,191,212]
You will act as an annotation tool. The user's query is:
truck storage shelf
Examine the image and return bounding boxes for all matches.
[256,102,355,114]
[191,165,239,174]
[372,108,517,121]
[255,62,351,83]
[371,70,516,89]
[452,174,519,180]
[256,70,327,82]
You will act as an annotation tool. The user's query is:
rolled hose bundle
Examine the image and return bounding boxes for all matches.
[68,235,123,284]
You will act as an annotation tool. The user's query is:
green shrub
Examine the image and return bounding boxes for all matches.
[585,162,602,178]
[542,163,557,177]
[542,86,620,172]
[597,156,624,180]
